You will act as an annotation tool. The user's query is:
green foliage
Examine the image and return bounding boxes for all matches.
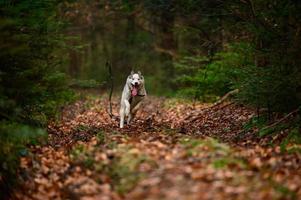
[228,1,301,113]
[234,50,301,112]
[0,122,47,194]
[175,43,250,101]
[70,144,95,169]
[212,157,246,169]
[180,137,204,149]
[242,112,301,148]
[280,125,301,153]
[0,1,74,126]
[180,137,246,169]
[95,145,154,195]
[0,0,74,195]
[107,152,147,195]
[96,130,106,144]
[107,141,118,149]
[271,179,297,200]
[243,116,268,132]
[74,124,90,132]
[69,79,103,89]
[174,0,301,115]
[145,75,173,96]
[180,137,231,156]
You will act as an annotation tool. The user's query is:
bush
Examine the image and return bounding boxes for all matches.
[176,39,301,114]
[0,1,74,197]
[0,122,47,194]
[175,43,250,101]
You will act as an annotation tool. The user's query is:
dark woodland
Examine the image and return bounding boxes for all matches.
[1,0,301,199]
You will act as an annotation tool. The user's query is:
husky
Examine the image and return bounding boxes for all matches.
[120,71,146,128]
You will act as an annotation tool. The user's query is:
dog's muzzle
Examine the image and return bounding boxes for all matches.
[131,84,139,97]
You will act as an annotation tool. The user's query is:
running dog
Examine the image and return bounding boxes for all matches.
[120,71,146,128]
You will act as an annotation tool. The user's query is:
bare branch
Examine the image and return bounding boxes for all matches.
[212,89,239,107]
[153,43,178,58]
[259,108,299,132]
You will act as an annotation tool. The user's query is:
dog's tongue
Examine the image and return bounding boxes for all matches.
[131,87,138,96]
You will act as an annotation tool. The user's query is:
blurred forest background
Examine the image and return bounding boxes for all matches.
[1,0,301,196]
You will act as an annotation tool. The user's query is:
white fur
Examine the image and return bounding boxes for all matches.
[119,71,146,128]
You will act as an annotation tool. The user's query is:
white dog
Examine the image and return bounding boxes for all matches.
[120,71,146,128]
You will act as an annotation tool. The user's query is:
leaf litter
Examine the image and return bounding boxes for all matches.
[12,96,301,200]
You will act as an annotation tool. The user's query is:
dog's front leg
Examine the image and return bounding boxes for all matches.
[120,107,125,128]
[124,99,130,117]
[120,99,130,128]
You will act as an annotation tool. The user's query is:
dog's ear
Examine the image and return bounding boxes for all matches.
[131,70,134,75]
[138,71,142,76]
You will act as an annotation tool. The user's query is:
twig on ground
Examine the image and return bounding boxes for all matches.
[184,89,239,121]
[211,89,239,108]
[259,108,299,133]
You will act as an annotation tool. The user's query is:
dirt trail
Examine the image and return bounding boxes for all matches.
[14,96,301,200]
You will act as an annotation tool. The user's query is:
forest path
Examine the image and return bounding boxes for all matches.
[14,96,301,200]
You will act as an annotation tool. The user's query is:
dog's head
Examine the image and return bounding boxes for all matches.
[126,71,145,97]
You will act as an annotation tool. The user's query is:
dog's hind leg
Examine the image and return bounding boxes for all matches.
[127,113,132,125]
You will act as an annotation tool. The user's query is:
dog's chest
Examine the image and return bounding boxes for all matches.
[129,95,143,107]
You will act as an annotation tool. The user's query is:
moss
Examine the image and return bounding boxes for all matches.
[96,130,106,144]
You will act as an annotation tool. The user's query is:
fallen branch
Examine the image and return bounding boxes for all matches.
[211,89,239,108]
[184,89,239,122]
[259,108,299,133]
[215,102,235,110]
[153,43,178,58]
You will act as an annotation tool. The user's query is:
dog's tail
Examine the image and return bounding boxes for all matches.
[106,61,119,121]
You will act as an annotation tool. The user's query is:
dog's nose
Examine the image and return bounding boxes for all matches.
[134,82,138,86]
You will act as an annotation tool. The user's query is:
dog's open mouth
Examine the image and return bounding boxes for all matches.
[131,85,139,96]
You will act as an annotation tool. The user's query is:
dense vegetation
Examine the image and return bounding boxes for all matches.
[0,0,301,198]
[0,1,73,196]
[59,0,301,111]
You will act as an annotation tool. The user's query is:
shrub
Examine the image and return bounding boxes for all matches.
[0,122,47,197]
[0,1,74,197]
[175,43,250,101]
